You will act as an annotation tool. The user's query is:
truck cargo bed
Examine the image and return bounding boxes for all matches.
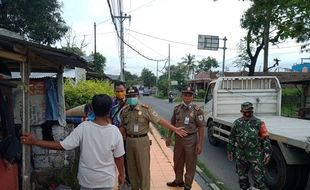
[214,116,310,151]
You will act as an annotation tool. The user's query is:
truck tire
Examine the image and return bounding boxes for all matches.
[265,145,297,190]
[292,165,309,190]
[207,121,220,146]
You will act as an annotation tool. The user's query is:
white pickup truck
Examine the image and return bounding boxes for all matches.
[204,76,310,190]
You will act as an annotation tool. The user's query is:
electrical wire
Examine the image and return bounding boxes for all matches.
[107,0,167,62]
[128,32,166,58]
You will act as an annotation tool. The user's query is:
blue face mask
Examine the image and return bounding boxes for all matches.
[127,97,138,106]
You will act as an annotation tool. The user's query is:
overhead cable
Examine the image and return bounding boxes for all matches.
[107,0,167,62]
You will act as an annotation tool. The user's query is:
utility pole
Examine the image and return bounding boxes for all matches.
[114,12,131,81]
[156,61,159,86]
[94,22,96,55]
[222,36,227,75]
[168,44,171,95]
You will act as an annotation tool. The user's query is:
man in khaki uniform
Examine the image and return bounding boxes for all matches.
[120,86,187,190]
[166,87,205,190]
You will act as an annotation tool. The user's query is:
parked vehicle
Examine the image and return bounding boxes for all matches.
[143,88,151,96]
[204,76,310,190]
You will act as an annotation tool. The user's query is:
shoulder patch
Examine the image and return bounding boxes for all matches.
[174,104,182,110]
[194,105,200,111]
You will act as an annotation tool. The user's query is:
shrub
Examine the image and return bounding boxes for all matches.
[64,80,114,109]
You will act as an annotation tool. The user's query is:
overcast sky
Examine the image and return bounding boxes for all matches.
[60,0,308,76]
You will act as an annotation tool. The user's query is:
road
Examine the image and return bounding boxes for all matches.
[140,96,240,190]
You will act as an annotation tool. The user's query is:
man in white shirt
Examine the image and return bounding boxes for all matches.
[21,94,125,190]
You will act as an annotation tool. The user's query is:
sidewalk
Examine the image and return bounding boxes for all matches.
[116,125,202,190]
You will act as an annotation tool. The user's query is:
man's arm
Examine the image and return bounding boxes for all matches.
[158,119,187,137]
[227,122,237,161]
[21,133,64,150]
[196,126,204,154]
[114,156,125,185]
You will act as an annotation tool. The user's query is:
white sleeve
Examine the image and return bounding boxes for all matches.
[113,129,125,158]
[60,124,83,150]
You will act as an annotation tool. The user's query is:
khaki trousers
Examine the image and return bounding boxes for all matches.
[173,134,198,187]
[126,136,150,190]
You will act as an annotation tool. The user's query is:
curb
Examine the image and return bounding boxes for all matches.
[195,166,221,190]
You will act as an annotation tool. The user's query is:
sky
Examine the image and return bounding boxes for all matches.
[60,0,309,76]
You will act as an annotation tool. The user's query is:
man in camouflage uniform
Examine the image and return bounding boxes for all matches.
[227,102,272,190]
[166,87,205,190]
[120,86,187,190]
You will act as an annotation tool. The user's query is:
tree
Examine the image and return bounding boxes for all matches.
[89,52,106,74]
[140,68,156,87]
[158,63,187,96]
[0,0,68,45]
[240,0,310,75]
[233,39,252,71]
[196,56,219,72]
[61,28,88,56]
[181,53,196,79]
[124,70,139,86]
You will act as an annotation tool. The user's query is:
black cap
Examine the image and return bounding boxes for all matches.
[126,86,139,96]
[181,86,194,94]
[241,102,253,111]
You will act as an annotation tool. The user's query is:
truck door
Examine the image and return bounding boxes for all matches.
[204,82,215,118]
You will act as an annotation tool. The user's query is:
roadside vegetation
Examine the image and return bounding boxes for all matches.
[281,86,301,117]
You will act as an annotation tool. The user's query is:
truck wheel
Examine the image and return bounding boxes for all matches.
[265,145,297,190]
[207,121,220,146]
[292,165,309,190]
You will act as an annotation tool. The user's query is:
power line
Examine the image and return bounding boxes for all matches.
[107,0,167,62]
[127,29,196,47]
[128,32,166,58]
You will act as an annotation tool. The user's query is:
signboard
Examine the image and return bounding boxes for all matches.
[197,35,219,50]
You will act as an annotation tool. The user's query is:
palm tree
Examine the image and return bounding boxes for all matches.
[181,53,196,79]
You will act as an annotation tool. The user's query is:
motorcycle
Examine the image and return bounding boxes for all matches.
[168,94,174,103]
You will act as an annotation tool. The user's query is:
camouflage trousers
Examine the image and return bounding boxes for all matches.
[236,159,266,190]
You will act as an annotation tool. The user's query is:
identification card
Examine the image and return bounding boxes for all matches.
[134,124,139,132]
[184,117,190,125]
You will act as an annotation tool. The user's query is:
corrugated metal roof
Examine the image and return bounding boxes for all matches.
[0,33,88,72]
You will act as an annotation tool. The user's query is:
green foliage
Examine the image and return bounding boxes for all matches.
[282,87,301,96]
[140,68,156,87]
[158,77,169,96]
[89,52,106,74]
[64,80,114,109]
[196,89,206,99]
[239,0,310,75]
[62,46,85,56]
[124,70,140,86]
[0,0,68,45]
[196,56,219,72]
[181,53,196,79]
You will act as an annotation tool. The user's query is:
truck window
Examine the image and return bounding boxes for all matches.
[205,83,215,103]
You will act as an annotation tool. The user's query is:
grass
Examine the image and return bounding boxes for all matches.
[197,160,230,190]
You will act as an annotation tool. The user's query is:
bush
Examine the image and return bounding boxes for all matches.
[64,80,114,109]
[196,89,206,99]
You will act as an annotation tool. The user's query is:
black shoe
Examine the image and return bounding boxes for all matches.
[166,180,184,187]
[184,183,191,190]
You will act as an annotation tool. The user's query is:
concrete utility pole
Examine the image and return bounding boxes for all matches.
[222,36,227,75]
[168,44,171,94]
[114,12,131,81]
[94,22,96,55]
[156,61,159,86]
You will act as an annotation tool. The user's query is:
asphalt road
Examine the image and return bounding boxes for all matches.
[140,96,240,190]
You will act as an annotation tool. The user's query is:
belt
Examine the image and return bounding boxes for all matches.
[127,133,148,138]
